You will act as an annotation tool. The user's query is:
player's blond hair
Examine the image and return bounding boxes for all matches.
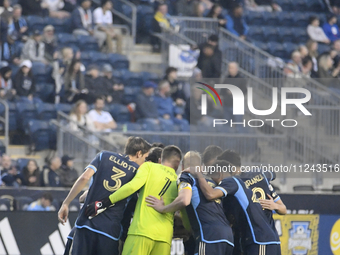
[183,151,201,169]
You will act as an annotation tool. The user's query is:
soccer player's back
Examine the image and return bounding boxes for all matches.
[104,145,183,255]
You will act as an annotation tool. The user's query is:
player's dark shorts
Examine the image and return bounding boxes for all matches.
[64,227,75,255]
[70,228,119,255]
[244,243,281,255]
[194,241,233,255]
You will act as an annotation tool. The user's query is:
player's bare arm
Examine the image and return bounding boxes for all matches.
[58,168,95,225]
[146,185,192,213]
[197,176,224,201]
[259,194,287,215]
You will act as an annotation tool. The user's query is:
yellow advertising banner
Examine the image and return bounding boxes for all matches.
[273,214,319,255]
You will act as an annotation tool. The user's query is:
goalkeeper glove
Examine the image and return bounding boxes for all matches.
[85,197,113,219]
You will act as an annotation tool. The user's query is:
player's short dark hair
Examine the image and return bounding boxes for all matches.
[217,149,241,167]
[124,136,151,156]
[95,96,105,103]
[146,147,163,163]
[202,145,223,166]
[42,192,53,202]
[208,160,233,177]
[151,142,165,148]
[208,34,218,42]
[161,145,182,164]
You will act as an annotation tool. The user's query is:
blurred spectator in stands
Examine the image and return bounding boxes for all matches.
[164,67,186,106]
[196,44,221,78]
[41,157,62,187]
[307,16,330,44]
[69,100,95,131]
[0,154,12,174]
[206,4,227,27]
[88,96,117,132]
[19,0,49,16]
[71,0,106,51]
[301,56,313,77]
[306,40,319,74]
[298,45,309,59]
[151,3,175,52]
[199,0,213,12]
[13,60,36,100]
[333,39,340,55]
[85,64,105,100]
[42,25,57,62]
[21,30,48,64]
[317,53,340,87]
[193,2,205,17]
[57,155,78,187]
[221,0,245,11]
[220,62,247,121]
[135,81,159,122]
[323,14,340,43]
[2,165,23,187]
[7,4,28,44]
[154,80,188,125]
[0,66,16,101]
[59,47,80,78]
[246,0,281,12]
[324,0,340,15]
[22,160,40,187]
[93,0,123,53]
[101,64,125,104]
[63,59,87,103]
[176,0,196,17]
[63,0,76,12]
[198,34,222,70]
[226,4,248,40]
[43,0,70,18]
[27,193,54,211]
[0,0,13,22]
[284,51,302,77]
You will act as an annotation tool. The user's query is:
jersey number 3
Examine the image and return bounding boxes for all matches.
[159,177,171,196]
[103,167,127,192]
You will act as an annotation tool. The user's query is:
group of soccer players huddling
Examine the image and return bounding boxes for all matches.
[58,136,287,255]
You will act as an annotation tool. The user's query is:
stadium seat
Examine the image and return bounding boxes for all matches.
[16,102,37,131]
[76,35,99,52]
[306,0,326,12]
[57,33,78,48]
[265,12,280,27]
[246,12,266,26]
[292,12,310,27]
[140,72,161,84]
[26,16,46,32]
[0,198,12,211]
[141,121,162,131]
[35,83,55,102]
[69,200,80,212]
[292,0,308,11]
[253,41,269,52]
[7,102,17,131]
[108,53,130,70]
[16,158,29,171]
[277,12,295,27]
[15,197,33,211]
[125,123,143,131]
[55,103,72,115]
[267,42,286,59]
[279,27,295,43]
[292,28,309,44]
[318,43,331,54]
[36,103,57,120]
[109,104,131,123]
[283,42,297,59]
[293,185,315,191]
[124,86,141,103]
[263,27,280,43]
[49,122,57,150]
[120,70,144,87]
[247,26,265,42]
[31,62,53,83]
[28,120,51,151]
[45,17,71,33]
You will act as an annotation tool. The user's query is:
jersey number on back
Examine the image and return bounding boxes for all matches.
[251,187,265,203]
[159,177,171,196]
[103,167,127,192]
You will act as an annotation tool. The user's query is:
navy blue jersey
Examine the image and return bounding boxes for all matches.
[218,176,280,246]
[178,173,234,246]
[240,170,280,241]
[75,151,139,241]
